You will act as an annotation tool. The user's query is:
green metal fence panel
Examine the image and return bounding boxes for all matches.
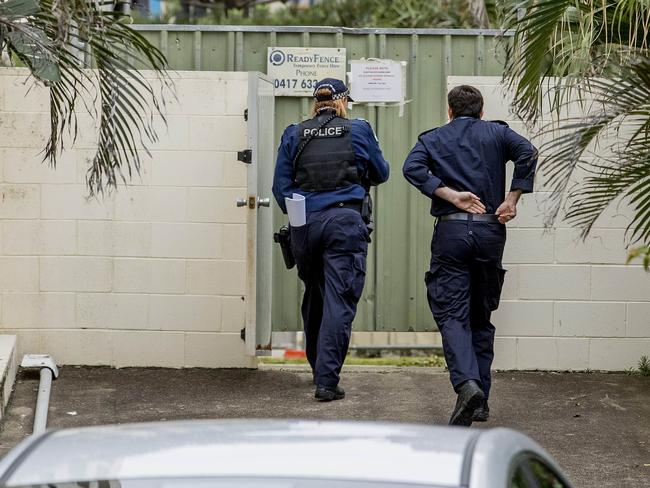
[133,25,510,332]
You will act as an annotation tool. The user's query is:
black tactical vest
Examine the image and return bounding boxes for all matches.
[293,111,358,192]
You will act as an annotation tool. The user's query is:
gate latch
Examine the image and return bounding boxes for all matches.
[237,149,252,164]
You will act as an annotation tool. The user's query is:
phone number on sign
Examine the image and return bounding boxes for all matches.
[274,78,319,90]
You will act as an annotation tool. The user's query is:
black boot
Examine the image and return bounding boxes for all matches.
[315,385,345,402]
[449,380,484,426]
[472,399,490,422]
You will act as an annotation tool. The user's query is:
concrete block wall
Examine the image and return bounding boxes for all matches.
[0,69,255,368]
[449,76,650,371]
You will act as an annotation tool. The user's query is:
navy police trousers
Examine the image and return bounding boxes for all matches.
[426,217,507,399]
[291,207,369,389]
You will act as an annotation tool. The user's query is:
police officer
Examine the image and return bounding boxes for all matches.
[403,85,537,426]
[272,78,390,401]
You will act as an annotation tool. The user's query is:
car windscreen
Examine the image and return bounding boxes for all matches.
[10,478,450,488]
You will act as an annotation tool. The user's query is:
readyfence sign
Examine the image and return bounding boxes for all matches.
[267,47,346,97]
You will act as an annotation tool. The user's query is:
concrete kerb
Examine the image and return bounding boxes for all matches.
[0,336,18,420]
[259,363,449,375]
[259,363,639,376]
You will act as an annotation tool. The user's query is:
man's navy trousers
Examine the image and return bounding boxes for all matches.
[290,207,369,388]
[426,216,506,399]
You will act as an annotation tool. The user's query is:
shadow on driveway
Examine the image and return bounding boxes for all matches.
[0,366,648,488]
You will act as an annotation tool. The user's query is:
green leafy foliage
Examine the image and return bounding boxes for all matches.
[5,25,60,80]
[639,355,650,376]
[1,0,171,195]
[502,1,650,265]
[503,0,650,122]
[137,0,483,28]
[0,0,39,18]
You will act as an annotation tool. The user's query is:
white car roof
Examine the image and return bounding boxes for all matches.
[1,420,480,487]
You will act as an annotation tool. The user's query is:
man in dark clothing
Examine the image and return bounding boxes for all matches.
[273,78,390,401]
[403,85,538,426]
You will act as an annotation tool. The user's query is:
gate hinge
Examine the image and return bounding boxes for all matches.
[244,108,248,121]
[237,149,252,164]
[240,327,246,341]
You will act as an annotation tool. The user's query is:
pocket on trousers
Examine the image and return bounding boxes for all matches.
[360,222,371,243]
[345,252,367,303]
[424,264,440,292]
[290,225,308,253]
[486,267,507,311]
[424,263,455,323]
[290,225,310,280]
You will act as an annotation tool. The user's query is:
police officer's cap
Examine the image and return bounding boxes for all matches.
[313,78,354,102]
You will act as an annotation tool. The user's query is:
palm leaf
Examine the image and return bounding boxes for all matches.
[502,0,650,123]
[534,56,650,245]
[0,0,39,18]
[2,20,60,80]
[502,0,650,267]
[1,0,171,195]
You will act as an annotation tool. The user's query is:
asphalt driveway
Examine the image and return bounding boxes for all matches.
[0,366,648,487]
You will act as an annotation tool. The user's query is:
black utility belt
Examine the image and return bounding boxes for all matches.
[439,213,500,223]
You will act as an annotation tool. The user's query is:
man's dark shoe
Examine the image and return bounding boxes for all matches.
[315,385,345,402]
[449,380,484,426]
[471,399,490,422]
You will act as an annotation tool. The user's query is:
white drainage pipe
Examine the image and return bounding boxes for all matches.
[20,355,58,435]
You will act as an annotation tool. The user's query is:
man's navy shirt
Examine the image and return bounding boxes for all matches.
[272,117,390,213]
[403,117,538,216]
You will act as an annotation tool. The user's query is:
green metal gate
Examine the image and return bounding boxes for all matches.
[133,25,510,332]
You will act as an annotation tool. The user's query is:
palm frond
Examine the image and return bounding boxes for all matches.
[502,0,574,122]
[502,0,650,123]
[1,0,171,195]
[536,57,650,244]
[0,0,39,19]
[502,0,650,264]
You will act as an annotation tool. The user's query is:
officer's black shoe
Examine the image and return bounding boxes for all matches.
[471,399,490,422]
[449,380,484,427]
[315,385,345,402]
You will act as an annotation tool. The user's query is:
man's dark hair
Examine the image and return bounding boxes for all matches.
[447,85,484,118]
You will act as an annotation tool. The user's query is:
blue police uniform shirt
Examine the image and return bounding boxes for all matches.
[402,117,538,216]
[272,118,390,213]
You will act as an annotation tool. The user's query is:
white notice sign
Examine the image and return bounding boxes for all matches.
[349,59,406,103]
[267,47,346,97]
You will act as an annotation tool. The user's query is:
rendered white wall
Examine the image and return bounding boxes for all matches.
[0,68,255,368]
[1,69,648,371]
[448,76,650,371]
